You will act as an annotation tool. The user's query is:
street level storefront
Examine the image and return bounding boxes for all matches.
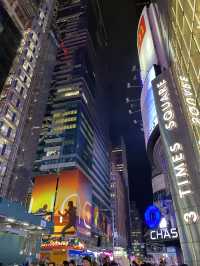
[0,198,49,264]
[29,169,113,261]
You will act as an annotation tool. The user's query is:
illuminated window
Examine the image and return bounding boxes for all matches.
[0,162,6,175]
[5,108,16,123]
[46,150,60,157]
[64,91,80,97]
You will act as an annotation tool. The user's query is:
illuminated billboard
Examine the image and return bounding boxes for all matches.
[29,174,58,214]
[93,206,99,229]
[150,228,178,241]
[54,169,92,237]
[140,66,158,146]
[152,69,200,262]
[144,205,161,229]
[137,7,158,83]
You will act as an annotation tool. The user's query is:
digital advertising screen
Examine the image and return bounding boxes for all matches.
[137,6,158,83]
[29,174,58,214]
[93,206,99,229]
[140,66,158,146]
[53,169,92,237]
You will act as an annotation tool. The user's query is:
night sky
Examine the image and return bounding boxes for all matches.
[101,0,153,216]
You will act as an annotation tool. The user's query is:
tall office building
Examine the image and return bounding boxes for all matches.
[110,157,127,249]
[111,137,131,253]
[130,202,144,258]
[137,2,200,265]
[1,0,41,31]
[0,3,56,263]
[33,0,110,214]
[0,3,21,91]
[0,0,57,200]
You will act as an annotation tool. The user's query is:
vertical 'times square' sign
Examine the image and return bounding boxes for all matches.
[152,69,200,265]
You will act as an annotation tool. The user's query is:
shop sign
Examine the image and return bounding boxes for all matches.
[41,240,85,250]
[150,228,178,240]
[152,69,200,225]
[179,76,200,126]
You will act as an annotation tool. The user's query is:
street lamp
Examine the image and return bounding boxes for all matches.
[125,98,144,131]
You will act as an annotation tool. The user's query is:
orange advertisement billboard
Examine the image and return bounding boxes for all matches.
[29,174,58,214]
[93,206,99,228]
[54,169,92,237]
[137,15,146,52]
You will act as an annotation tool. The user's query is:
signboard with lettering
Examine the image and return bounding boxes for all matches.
[150,228,178,241]
[152,69,200,263]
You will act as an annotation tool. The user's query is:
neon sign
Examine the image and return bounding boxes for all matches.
[41,240,85,250]
[157,80,177,130]
[179,76,200,126]
[169,142,192,199]
[150,228,178,240]
[144,205,161,229]
[152,70,200,227]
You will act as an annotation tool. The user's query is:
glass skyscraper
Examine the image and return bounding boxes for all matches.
[34,0,110,210]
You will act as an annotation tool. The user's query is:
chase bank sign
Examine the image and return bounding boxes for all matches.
[150,228,178,241]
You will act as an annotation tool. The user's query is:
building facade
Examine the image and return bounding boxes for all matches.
[111,138,131,253]
[0,1,58,264]
[0,3,21,91]
[33,0,110,211]
[1,0,41,31]
[110,158,127,249]
[0,0,57,200]
[130,202,145,259]
[138,2,200,265]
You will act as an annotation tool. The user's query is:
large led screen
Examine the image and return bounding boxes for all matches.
[137,7,158,83]
[54,169,92,237]
[141,66,158,146]
[29,174,58,214]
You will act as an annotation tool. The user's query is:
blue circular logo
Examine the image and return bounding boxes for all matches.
[144,205,161,229]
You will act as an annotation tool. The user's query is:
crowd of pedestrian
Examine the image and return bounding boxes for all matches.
[22,255,120,266]
[0,256,189,266]
[131,260,188,266]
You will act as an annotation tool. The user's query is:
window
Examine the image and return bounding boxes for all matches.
[0,162,6,175]
[7,127,12,138]
[46,150,60,157]
[5,108,14,122]
[0,124,8,136]
[16,99,20,108]
[0,144,6,155]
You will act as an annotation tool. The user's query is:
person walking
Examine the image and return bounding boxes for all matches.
[82,257,92,266]
[110,262,118,266]
[63,261,69,266]
[69,260,76,266]
[132,261,139,266]
[103,256,110,266]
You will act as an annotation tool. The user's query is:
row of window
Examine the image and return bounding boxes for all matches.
[0,142,11,158]
[53,116,77,125]
[56,86,78,93]
[52,123,77,133]
[53,109,78,118]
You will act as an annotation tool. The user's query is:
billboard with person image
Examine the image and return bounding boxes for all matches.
[53,169,92,237]
[29,174,58,215]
